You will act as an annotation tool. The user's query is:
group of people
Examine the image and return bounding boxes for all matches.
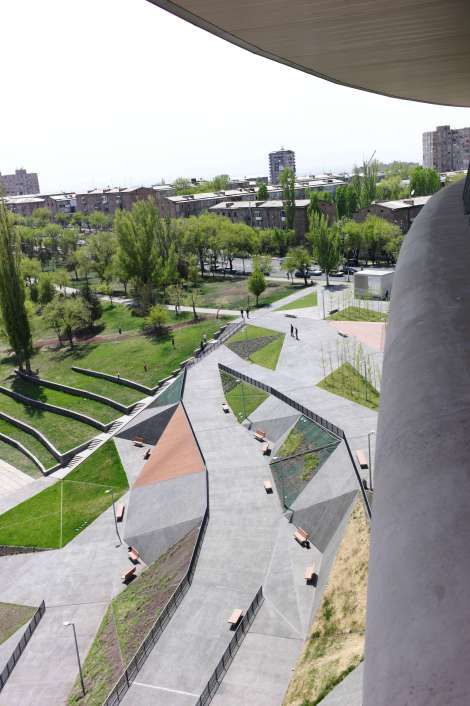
[290,323,300,341]
[240,308,250,319]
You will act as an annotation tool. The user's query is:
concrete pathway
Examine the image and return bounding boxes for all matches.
[0,461,34,500]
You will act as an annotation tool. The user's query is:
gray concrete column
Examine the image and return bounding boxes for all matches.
[364,180,470,705]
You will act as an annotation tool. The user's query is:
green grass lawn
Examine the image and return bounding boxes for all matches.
[0,440,128,549]
[0,417,57,471]
[227,324,285,370]
[277,290,318,311]
[68,530,197,706]
[220,371,269,421]
[0,391,98,454]
[8,379,119,425]
[0,602,36,645]
[318,363,380,410]
[0,318,227,407]
[328,306,387,322]
[195,277,306,310]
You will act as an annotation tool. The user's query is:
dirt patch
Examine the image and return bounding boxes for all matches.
[227,335,278,360]
[283,499,369,706]
[68,527,198,705]
[0,602,36,646]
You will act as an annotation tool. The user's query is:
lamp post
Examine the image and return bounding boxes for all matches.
[105,488,122,546]
[368,430,376,490]
[236,378,247,423]
[64,622,85,697]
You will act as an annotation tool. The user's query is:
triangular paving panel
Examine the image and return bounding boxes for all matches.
[134,403,205,488]
[328,320,386,352]
[293,491,357,552]
[149,373,184,408]
[126,515,203,566]
[116,404,177,446]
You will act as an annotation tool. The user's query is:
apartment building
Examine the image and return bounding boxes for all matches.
[354,196,432,233]
[0,168,40,196]
[4,192,76,218]
[75,186,155,214]
[423,125,470,172]
[269,148,296,184]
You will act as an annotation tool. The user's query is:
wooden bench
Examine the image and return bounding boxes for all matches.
[122,566,136,583]
[263,480,273,493]
[227,609,243,628]
[128,547,140,563]
[304,565,316,583]
[116,504,125,523]
[133,436,145,447]
[356,449,369,469]
[294,527,310,547]
[254,429,266,442]
[262,442,271,456]
[222,403,230,414]
[143,448,151,460]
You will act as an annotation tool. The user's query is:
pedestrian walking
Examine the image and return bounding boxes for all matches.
[246,308,250,319]
[295,327,299,340]
[144,362,148,373]
[171,335,175,348]
[117,373,120,383]
[240,309,244,318]
[290,323,294,337]
[118,327,122,335]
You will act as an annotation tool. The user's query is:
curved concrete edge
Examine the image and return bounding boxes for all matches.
[0,432,46,475]
[72,366,154,395]
[364,181,470,706]
[0,411,61,461]
[15,370,132,415]
[0,386,109,432]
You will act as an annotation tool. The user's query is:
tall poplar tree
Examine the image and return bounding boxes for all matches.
[280,167,296,231]
[0,199,33,371]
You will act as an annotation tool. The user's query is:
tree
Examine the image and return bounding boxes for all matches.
[53,269,69,295]
[145,304,169,335]
[350,157,379,208]
[376,176,406,201]
[280,167,296,230]
[281,251,296,282]
[75,247,93,283]
[21,257,41,288]
[187,254,200,286]
[44,297,89,348]
[284,247,312,285]
[0,200,33,371]
[114,199,160,314]
[309,213,341,286]
[166,283,183,315]
[248,268,266,306]
[186,287,201,320]
[80,282,102,327]
[38,273,56,305]
[410,166,440,196]
[257,182,268,200]
[336,185,358,219]
[87,231,116,282]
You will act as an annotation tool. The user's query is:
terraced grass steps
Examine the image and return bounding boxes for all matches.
[226,325,285,370]
[0,417,57,473]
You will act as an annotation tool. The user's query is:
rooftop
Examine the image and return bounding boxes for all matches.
[375,196,432,210]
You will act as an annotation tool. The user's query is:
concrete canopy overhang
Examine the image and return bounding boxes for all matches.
[146,0,470,107]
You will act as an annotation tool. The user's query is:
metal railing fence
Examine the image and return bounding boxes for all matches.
[0,600,46,692]
[188,320,244,365]
[195,586,264,706]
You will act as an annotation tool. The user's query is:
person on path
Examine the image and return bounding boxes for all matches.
[290,323,294,337]
[171,335,175,348]
[295,327,299,340]
[144,362,148,373]
[240,309,244,318]
[118,327,122,335]
[246,308,250,319]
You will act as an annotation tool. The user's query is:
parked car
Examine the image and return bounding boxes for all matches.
[311,269,323,277]
[343,266,358,275]
[330,271,344,277]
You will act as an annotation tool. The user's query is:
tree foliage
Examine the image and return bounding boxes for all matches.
[309,213,341,286]
[280,167,296,231]
[409,166,440,196]
[248,268,266,305]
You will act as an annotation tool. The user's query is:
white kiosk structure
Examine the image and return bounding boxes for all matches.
[354,269,394,300]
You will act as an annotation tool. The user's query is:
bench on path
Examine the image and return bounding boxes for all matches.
[337,331,348,338]
[133,436,145,447]
[262,442,272,456]
[254,429,266,442]
[122,566,136,583]
[329,308,339,315]
[263,480,273,493]
[304,565,316,584]
[294,527,310,547]
[116,504,125,522]
[356,449,368,469]
[227,609,243,629]
[285,314,297,319]
[144,448,151,460]
[128,547,140,563]
[222,403,230,414]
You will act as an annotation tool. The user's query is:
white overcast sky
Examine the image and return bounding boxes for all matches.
[2,0,470,193]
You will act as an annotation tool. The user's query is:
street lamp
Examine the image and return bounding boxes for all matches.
[368,430,376,490]
[64,622,85,697]
[105,488,122,546]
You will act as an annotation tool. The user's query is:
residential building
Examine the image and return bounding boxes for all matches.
[269,148,296,184]
[4,195,48,217]
[209,198,335,241]
[75,186,155,215]
[353,196,432,233]
[0,168,39,196]
[423,125,470,172]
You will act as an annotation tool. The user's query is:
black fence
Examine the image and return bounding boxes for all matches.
[103,504,209,706]
[195,586,264,706]
[218,363,372,519]
[189,321,244,365]
[464,164,470,215]
[0,600,46,692]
